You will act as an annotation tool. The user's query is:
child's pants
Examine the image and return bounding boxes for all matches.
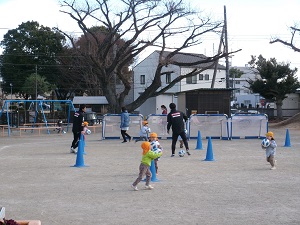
[266,155,275,166]
[135,136,148,142]
[132,163,151,186]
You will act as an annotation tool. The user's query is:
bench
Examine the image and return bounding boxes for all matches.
[0,125,8,136]
[0,125,19,136]
[22,123,57,127]
[19,127,62,136]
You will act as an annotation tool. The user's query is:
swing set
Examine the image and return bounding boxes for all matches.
[0,100,75,137]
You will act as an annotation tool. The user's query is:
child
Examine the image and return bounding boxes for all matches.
[131,141,162,191]
[149,132,163,175]
[135,121,151,143]
[261,131,277,170]
[83,122,91,139]
[56,119,66,134]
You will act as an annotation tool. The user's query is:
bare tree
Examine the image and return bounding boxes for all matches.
[58,0,240,113]
[270,26,300,52]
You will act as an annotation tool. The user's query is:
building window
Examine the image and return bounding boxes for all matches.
[140,75,145,84]
[244,100,251,105]
[186,75,197,84]
[199,74,203,80]
[166,73,171,84]
[235,80,240,84]
[205,74,209,80]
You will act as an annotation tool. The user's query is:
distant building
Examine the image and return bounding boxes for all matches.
[133,51,227,116]
[72,96,108,113]
[229,66,300,117]
[229,66,262,107]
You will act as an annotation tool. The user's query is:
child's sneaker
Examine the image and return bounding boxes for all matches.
[145,185,154,190]
[171,154,175,157]
[131,185,138,191]
[186,150,191,155]
[271,166,276,170]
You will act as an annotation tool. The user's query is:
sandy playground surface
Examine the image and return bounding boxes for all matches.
[0,124,300,225]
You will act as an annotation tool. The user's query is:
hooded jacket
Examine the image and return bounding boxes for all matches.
[120,110,130,128]
[140,142,162,166]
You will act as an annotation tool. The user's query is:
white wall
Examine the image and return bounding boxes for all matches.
[155,94,174,114]
[180,67,226,91]
[282,93,300,109]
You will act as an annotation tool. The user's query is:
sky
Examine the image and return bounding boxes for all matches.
[1,0,300,77]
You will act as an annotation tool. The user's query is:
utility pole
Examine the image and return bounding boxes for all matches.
[211,26,225,88]
[224,5,230,89]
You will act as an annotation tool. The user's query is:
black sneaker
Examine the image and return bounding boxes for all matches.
[186,150,191,156]
[122,141,127,143]
[171,154,175,157]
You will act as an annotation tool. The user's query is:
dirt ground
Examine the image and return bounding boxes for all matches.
[268,112,300,129]
[0,124,299,225]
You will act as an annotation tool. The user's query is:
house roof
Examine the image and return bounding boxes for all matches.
[157,51,226,70]
[72,96,108,105]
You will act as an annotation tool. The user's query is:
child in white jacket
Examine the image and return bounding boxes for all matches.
[135,121,151,143]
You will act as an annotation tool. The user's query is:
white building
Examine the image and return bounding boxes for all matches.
[133,51,226,116]
[229,66,262,108]
[229,66,300,117]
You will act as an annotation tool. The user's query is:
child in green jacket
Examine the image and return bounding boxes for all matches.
[131,141,162,191]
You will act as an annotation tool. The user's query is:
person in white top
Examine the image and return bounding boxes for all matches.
[135,121,151,143]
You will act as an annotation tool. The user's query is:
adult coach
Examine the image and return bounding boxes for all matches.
[167,103,191,157]
[70,104,86,154]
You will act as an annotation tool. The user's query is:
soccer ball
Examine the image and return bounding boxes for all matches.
[261,138,270,148]
[178,149,186,157]
[86,129,92,135]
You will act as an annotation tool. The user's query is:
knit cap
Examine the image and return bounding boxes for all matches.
[150,132,158,138]
[266,131,274,138]
[141,141,151,155]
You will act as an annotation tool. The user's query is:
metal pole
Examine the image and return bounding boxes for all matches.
[10,83,13,126]
[35,64,38,100]
[35,64,38,113]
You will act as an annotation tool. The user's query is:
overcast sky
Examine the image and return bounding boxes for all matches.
[1,0,300,77]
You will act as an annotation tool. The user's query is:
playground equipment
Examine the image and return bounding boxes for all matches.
[0,100,75,136]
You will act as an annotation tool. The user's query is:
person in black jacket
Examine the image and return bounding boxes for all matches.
[70,104,86,153]
[167,103,191,157]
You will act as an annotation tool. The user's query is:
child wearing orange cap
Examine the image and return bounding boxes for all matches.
[135,121,151,143]
[131,142,162,191]
[83,122,91,139]
[262,131,277,170]
[149,132,163,175]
